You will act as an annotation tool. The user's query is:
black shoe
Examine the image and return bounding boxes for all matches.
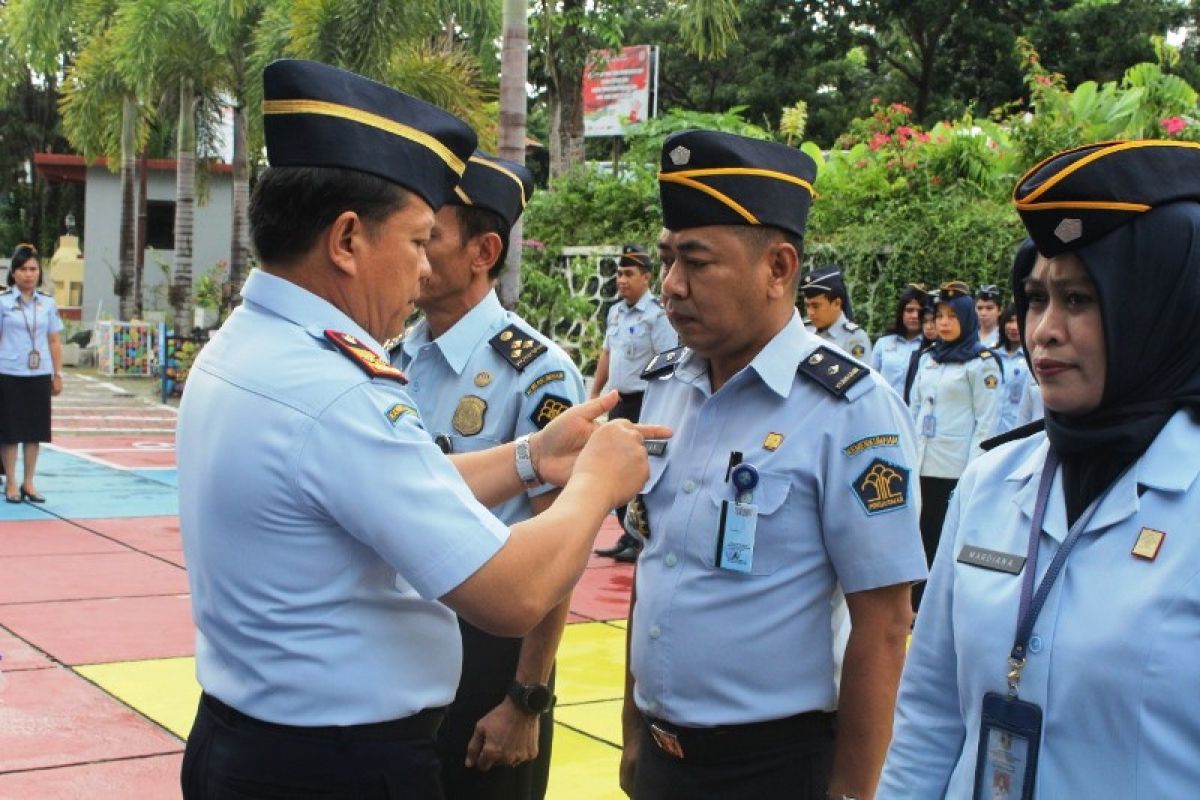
[595,535,638,557]
[611,544,641,563]
[5,494,21,504]
[20,488,45,503]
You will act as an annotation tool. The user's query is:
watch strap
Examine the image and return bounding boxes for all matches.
[514,434,541,489]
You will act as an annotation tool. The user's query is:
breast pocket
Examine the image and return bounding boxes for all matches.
[700,472,793,575]
[445,433,503,455]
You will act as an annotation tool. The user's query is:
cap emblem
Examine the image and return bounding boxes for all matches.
[1054,218,1083,244]
[669,145,691,166]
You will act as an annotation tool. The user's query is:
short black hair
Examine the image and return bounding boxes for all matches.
[454,205,510,281]
[249,166,412,266]
[7,243,41,287]
[733,226,805,290]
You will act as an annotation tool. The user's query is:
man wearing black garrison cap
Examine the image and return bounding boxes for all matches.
[619,130,926,800]
[176,59,668,798]
[801,265,872,361]
[590,242,678,562]
[393,152,584,800]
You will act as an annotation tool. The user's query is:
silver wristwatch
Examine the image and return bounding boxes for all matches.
[514,434,541,489]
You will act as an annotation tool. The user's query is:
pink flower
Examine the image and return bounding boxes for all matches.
[895,125,915,141]
[1161,116,1187,136]
[916,132,931,143]
[522,238,546,250]
[871,96,881,106]
[868,132,890,151]
[1034,75,1053,87]
[890,102,913,115]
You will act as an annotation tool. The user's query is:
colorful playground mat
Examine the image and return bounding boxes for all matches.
[0,374,632,799]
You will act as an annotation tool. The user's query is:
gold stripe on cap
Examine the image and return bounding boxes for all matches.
[455,186,473,205]
[264,99,466,175]
[659,173,759,224]
[1014,200,1151,213]
[470,156,529,208]
[667,167,815,197]
[1014,140,1200,205]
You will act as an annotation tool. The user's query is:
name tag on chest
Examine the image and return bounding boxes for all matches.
[957,545,1026,575]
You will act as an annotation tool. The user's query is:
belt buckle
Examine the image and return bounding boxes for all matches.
[649,723,685,759]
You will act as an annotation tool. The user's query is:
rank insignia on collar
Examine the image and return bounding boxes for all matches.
[453,395,487,435]
[851,344,866,358]
[475,371,492,387]
[763,433,784,451]
[490,324,547,371]
[641,346,686,380]
[852,457,909,515]
[530,393,572,430]
[324,329,408,384]
[1131,527,1166,560]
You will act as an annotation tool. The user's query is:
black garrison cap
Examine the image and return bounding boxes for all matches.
[799,265,848,298]
[447,152,535,230]
[658,130,817,239]
[619,244,652,270]
[262,59,477,211]
[1013,139,1200,257]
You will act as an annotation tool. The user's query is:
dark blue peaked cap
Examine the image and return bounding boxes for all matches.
[1013,139,1200,257]
[658,130,817,239]
[262,59,477,211]
[446,152,535,230]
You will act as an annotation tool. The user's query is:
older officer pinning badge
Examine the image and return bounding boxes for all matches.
[622,129,925,800]
[392,148,585,798]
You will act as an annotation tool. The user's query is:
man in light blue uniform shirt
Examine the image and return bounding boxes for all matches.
[591,242,678,561]
[396,152,584,800]
[619,130,926,800]
[177,59,664,800]
[802,265,872,361]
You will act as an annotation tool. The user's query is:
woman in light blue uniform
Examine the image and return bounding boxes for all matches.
[907,286,1001,608]
[0,243,64,503]
[991,304,1030,436]
[881,140,1200,799]
[872,283,926,396]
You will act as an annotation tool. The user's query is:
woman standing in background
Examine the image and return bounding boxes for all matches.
[872,283,927,396]
[0,244,64,503]
[991,304,1031,435]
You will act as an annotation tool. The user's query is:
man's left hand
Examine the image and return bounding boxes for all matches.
[464,697,540,772]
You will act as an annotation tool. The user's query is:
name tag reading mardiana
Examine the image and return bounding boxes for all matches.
[957,545,1026,575]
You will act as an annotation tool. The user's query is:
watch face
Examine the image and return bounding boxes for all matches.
[524,684,552,714]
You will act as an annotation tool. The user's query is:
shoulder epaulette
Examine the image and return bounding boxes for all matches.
[324,329,408,384]
[979,350,993,358]
[489,324,547,371]
[641,346,686,379]
[36,290,53,297]
[843,321,862,332]
[797,345,868,398]
[980,419,1045,452]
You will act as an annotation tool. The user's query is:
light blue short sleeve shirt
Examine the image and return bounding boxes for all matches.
[397,290,586,524]
[880,410,1200,799]
[179,270,510,726]
[0,290,64,376]
[630,311,927,727]
[603,290,677,394]
[872,333,922,397]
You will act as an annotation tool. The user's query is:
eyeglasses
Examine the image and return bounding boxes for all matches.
[939,280,971,299]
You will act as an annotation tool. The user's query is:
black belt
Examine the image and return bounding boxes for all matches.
[202,693,445,742]
[617,391,644,401]
[645,711,834,762]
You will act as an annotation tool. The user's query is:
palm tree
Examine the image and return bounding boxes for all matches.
[496,0,529,309]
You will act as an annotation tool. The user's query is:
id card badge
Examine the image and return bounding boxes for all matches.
[717,501,757,573]
[922,413,937,437]
[973,692,1042,800]
[27,350,40,370]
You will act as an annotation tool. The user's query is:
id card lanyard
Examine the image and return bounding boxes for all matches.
[18,294,40,370]
[1006,451,1108,697]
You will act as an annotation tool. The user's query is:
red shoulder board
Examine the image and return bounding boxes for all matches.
[324,329,408,384]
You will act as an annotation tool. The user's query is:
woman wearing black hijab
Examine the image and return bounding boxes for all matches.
[907,284,1002,609]
[880,141,1200,799]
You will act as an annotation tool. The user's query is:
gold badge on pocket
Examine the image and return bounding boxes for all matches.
[452,395,487,436]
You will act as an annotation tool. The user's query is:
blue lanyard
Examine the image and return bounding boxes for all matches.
[1006,451,1112,696]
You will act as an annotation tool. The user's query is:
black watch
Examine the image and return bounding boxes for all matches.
[507,680,555,715]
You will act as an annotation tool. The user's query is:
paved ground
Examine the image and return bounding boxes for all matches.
[0,369,632,799]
